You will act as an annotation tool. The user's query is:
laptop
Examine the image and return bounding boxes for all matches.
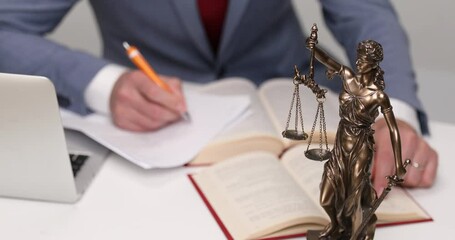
[0,73,110,203]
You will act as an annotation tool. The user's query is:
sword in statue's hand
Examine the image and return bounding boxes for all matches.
[352,159,411,240]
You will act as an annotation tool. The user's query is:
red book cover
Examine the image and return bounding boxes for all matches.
[188,175,432,240]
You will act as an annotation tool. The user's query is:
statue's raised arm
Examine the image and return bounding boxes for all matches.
[306,24,343,79]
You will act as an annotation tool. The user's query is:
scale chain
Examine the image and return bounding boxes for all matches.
[296,87,305,133]
[320,101,329,150]
[295,86,299,132]
[284,84,298,131]
[319,102,323,152]
[306,102,320,152]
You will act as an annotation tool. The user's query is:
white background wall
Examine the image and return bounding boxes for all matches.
[48,0,455,124]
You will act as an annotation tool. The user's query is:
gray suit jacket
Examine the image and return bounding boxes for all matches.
[0,0,428,133]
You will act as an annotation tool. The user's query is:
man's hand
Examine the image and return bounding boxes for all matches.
[372,118,438,194]
[109,70,187,132]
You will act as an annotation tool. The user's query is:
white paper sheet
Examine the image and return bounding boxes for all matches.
[61,92,250,169]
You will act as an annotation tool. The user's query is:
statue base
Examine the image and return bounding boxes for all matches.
[307,230,351,240]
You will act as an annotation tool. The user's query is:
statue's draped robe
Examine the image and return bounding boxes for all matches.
[322,79,379,234]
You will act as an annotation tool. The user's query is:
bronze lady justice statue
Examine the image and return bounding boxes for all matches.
[297,26,408,240]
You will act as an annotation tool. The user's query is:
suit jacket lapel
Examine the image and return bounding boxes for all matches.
[218,0,250,63]
[171,0,214,61]
[171,0,250,64]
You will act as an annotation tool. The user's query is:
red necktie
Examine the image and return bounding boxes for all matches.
[197,0,228,54]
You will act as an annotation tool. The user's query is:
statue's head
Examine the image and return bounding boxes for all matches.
[356,40,385,90]
[357,40,383,63]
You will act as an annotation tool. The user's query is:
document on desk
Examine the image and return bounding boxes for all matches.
[60,91,250,169]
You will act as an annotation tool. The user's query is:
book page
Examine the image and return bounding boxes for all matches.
[197,78,281,142]
[281,144,430,224]
[189,78,285,165]
[258,78,339,147]
[375,187,429,223]
[61,91,249,169]
[192,151,327,240]
[280,144,328,205]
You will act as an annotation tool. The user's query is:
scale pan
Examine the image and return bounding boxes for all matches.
[282,130,308,140]
[305,149,331,161]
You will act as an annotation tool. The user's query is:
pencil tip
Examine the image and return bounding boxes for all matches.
[181,112,191,122]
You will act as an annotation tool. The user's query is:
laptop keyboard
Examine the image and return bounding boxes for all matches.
[69,154,88,177]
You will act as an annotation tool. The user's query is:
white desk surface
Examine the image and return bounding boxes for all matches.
[0,121,453,240]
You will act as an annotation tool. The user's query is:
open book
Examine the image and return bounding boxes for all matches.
[189,77,340,165]
[189,145,431,240]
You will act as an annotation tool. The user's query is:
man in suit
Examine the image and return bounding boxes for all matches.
[0,0,437,191]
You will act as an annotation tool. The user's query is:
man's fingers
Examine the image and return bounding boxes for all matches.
[138,76,186,114]
[112,104,176,131]
[372,118,438,191]
[161,76,188,113]
[124,87,181,123]
[403,140,438,188]
[421,149,438,187]
[110,71,186,131]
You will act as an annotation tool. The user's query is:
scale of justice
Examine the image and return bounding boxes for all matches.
[281,24,411,240]
[281,25,331,162]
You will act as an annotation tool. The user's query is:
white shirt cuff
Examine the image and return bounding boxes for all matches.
[377,98,421,135]
[84,64,129,115]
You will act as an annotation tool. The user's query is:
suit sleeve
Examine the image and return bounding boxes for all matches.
[319,0,428,134]
[0,0,110,115]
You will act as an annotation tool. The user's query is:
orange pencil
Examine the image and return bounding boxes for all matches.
[123,42,172,93]
[123,42,190,120]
